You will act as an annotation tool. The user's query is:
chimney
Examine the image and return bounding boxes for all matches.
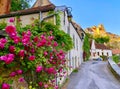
[0,0,11,15]
[32,0,52,7]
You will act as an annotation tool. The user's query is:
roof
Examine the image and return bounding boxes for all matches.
[95,43,110,50]
[112,49,120,54]
[0,4,55,18]
[71,21,85,40]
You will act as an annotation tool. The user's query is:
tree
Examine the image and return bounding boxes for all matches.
[11,0,33,11]
[94,36,110,44]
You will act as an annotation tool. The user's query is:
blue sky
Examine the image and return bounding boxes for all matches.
[31,0,120,35]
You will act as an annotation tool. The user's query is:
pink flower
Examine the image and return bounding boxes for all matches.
[5,56,14,64]
[5,25,16,34]
[0,43,5,49]
[18,77,25,82]
[18,50,25,57]
[36,66,43,73]
[47,67,56,74]
[26,30,31,36]
[2,83,10,89]
[0,56,7,61]
[0,38,7,49]
[44,84,48,88]
[7,53,15,58]
[54,85,58,89]
[9,17,15,23]
[37,39,46,47]
[9,46,15,53]
[0,38,7,43]
[40,34,45,39]
[30,48,35,53]
[53,41,58,47]
[9,72,16,77]
[22,35,30,46]
[48,36,54,40]
[44,51,48,56]
[16,70,23,75]
[38,82,43,87]
[29,55,35,61]
[13,36,21,44]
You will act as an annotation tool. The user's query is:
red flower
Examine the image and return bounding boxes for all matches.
[36,66,43,73]
[53,41,58,47]
[18,50,25,57]
[33,36,39,43]
[38,82,43,87]
[9,46,15,53]
[5,25,16,34]
[29,55,35,61]
[47,67,56,74]
[9,72,16,77]
[13,36,21,44]
[2,83,10,89]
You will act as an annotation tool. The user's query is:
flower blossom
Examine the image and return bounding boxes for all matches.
[36,66,43,73]
[0,38,7,49]
[47,67,56,74]
[9,46,15,53]
[16,69,23,75]
[53,41,58,47]
[18,50,25,57]
[9,17,15,23]
[9,72,16,77]
[2,83,10,89]
[18,77,25,82]
[38,82,43,87]
[29,55,35,61]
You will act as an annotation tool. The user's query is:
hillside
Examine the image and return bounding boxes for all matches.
[85,24,120,49]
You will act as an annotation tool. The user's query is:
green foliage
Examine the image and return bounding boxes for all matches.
[0,20,7,30]
[11,0,32,11]
[22,20,73,52]
[100,55,108,61]
[112,55,120,63]
[83,35,90,61]
[94,36,110,44]
[41,22,73,51]
[72,68,78,73]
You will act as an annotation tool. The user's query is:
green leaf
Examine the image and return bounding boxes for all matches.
[8,80,13,84]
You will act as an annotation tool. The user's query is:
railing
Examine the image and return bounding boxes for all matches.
[108,58,120,81]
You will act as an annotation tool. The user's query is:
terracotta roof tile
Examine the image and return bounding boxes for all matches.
[95,43,110,50]
[112,49,120,54]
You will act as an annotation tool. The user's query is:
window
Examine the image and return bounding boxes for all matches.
[97,52,99,56]
[102,52,104,56]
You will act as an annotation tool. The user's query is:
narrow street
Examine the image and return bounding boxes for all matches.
[67,61,120,89]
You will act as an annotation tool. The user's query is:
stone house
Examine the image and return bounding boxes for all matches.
[90,40,112,60]
[0,0,85,86]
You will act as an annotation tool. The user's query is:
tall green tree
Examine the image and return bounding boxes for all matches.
[11,0,33,11]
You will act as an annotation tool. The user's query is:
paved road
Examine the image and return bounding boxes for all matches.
[67,61,120,89]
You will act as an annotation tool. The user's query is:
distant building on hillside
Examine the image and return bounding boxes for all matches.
[90,40,112,60]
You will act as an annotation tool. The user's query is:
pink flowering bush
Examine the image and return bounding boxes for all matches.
[0,18,73,89]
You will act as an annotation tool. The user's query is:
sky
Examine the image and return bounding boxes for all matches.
[31,0,120,35]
